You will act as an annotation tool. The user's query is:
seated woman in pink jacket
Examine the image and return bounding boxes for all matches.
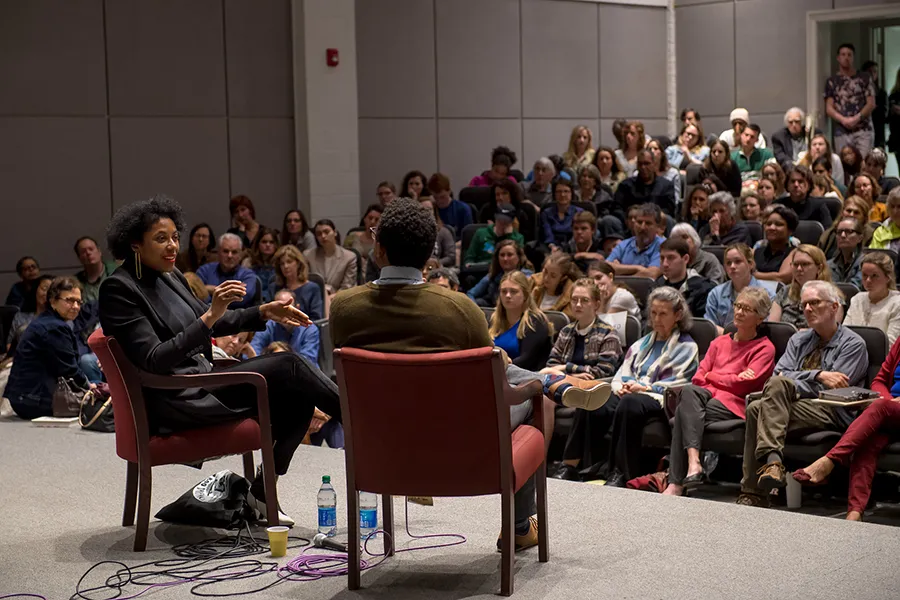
[469,146,519,187]
[662,287,776,496]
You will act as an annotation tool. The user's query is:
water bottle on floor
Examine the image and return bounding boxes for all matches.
[359,491,377,539]
[317,475,337,537]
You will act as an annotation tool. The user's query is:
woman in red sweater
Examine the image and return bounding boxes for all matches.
[662,287,775,496]
[794,336,900,520]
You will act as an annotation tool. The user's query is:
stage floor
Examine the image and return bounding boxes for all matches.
[2,419,900,599]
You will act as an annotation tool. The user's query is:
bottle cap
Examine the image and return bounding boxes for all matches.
[322,475,331,483]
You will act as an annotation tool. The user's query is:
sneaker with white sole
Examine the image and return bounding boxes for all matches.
[559,380,612,411]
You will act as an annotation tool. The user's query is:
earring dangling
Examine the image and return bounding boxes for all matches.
[134,250,142,280]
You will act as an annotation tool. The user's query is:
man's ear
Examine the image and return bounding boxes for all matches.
[374,241,389,269]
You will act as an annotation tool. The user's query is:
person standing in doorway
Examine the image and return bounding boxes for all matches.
[825,43,876,158]
[862,60,887,150]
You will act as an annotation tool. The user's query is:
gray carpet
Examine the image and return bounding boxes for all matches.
[2,419,900,599]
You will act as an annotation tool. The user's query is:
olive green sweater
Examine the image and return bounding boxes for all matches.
[330,282,492,352]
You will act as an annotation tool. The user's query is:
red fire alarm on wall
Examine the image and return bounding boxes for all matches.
[326,48,339,67]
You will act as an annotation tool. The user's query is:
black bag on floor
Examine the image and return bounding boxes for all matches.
[79,383,115,432]
[155,470,255,529]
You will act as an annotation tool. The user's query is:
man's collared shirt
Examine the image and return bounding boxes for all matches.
[606,235,664,268]
[374,265,425,286]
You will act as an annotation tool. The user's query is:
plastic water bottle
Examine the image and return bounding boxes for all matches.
[317,475,337,537]
[359,491,378,539]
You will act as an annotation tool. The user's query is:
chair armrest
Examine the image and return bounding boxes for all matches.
[212,357,241,367]
[503,379,543,407]
[664,385,686,419]
[140,370,266,391]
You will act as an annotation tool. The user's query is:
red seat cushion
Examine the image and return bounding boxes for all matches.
[146,419,261,467]
[511,424,545,493]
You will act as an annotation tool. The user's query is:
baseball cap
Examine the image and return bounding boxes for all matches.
[730,108,750,124]
[495,203,517,221]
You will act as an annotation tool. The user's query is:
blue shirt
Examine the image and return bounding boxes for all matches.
[250,320,320,366]
[437,199,473,239]
[891,362,900,397]
[291,282,324,322]
[541,205,583,246]
[704,277,778,327]
[252,265,277,303]
[195,262,258,309]
[607,236,664,267]
[493,321,521,360]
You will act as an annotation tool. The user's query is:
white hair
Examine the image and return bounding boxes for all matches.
[670,223,701,252]
[219,232,243,249]
[534,157,556,177]
[647,286,693,332]
[784,107,805,126]
[801,280,843,305]
[708,191,737,218]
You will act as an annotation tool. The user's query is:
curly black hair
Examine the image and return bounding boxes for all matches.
[491,145,518,168]
[375,197,436,270]
[106,194,186,260]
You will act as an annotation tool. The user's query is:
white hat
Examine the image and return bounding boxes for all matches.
[730,108,750,124]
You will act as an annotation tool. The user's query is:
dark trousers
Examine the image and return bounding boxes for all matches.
[211,353,340,475]
[562,395,621,466]
[609,393,665,480]
[668,385,737,484]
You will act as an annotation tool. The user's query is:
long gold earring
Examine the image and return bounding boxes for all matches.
[134,250,142,280]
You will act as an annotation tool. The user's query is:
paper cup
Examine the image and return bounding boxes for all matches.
[267,525,289,557]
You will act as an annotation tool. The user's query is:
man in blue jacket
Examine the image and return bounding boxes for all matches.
[249,290,319,366]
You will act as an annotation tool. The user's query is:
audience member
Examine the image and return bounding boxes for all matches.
[592,146,626,192]
[761,162,787,198]
[563,125,596,171]
[6,256,41,310]
[281,209,316,252]
[273,245,323,321]
[731,123,775,181]
[401,170,429,200]
[866,60,888,149]
[615,121,645,175]
[5,277,97,419]
[479,179,527,224]
[5,275,53,354]
[490,272,553,371]
[706,243,778,333]
[376,181,397,206]
[606,203,664,279]
[811,173,843,201]
[466,204,524,266]
[863,148,898,195]
[522,157,555,205]
[776,166,833,230]
[343,204,382,272]
[176,223,215,273]
[613,150,677,217]
[701,191,753,246]
[757,177,779,209]
[839,144,863,186]
[541,179,583,252]
[771,107,819,171]
[467,239,532,307]
[719,108,768,150]
[701,139,743,197]
[652,238,716,318]
[663,287,775,496]
[561,212,605,273]
[183,271,209,301]
[419,198,456,267]
[587,261,640,318]
[422,257,441,280]
[242,227,280,303]
[871,188,900,252]
[825,43,876,158]
[769,244,830,329]
[532,252,581,318]
[666,123,709,172]
[850,172,884,222]
[736,281,867,508]
[213,331,255,361]
[812,155,846,196]
[754,205,799,284]
[739,191,763,224]
[428,172,472,236]
[469,145,518,187]
[604,287,699,486]
[577,165,605,204]
[646,138,682,207]
[196,233,258,308]
[227,195,262,249]
[844,252,900,346]
[305,219,358,295]
[797,134,845,185]
[682,184,711,233]
[670,223,726,284]
[249,289,320,365]
[826,217,865,288]
[427,268,460,291]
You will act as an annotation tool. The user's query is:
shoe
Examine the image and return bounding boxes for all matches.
[407,496,434,506]
[550,463,581,481]
[496,515,539,553]
[735,492,771,508]
[248,492,295,527]
[756,462,786,492]
[604,470,626,488]
[682,471,705,490]
[549,377,612,411]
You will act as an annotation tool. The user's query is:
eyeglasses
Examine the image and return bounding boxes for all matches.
[792,261,815,269]
[733,302,755,314]
[570,297,593,307]
[60,297,83,306]
[801,298,827,309]
[836,229,861,236]
[787,119,802,125]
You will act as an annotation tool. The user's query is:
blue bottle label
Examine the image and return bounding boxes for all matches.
[318,507,336,528]
[360,508,377,529]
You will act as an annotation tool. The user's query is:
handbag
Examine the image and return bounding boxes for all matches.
[52,377,86,418]
[79,383,115,433]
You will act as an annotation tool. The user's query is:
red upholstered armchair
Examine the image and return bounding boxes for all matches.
[334,346,549,597]
[87,329,280,551]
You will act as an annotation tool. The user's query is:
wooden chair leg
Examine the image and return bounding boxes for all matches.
[536,462,549,563]
[122,461,138,527]
[500,488,514,597]
[348,487,361,590]
[242,452,255,481]
[259,447,279,527]
[134,463,152,552]
[382,494,394,557]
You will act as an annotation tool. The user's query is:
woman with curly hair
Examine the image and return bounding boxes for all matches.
[401,170,430,200]
[99,195,340,526]
[469,145,518,187]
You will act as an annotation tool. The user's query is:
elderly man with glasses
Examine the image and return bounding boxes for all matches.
[771,107,823,172]
[736,280,868,507]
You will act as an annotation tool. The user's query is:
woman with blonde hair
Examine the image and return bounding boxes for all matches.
[760,162,787,198]
[273,244,323,321]
[797,133,845,184]
[614,121,645,175]
[532,252,582,318]
[768,244,830,328]
[666,122,709,172]
[490,271,554,371]
[563,125,596,171]
[844,252,900,346]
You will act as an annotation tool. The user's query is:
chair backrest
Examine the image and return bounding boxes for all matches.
[544,310,570,340]
[625,314,641,349]
[745,221,763,245]
[307,273,327,308]
[703,245,726,266]
[518,202,540,243]
[690,318,718,358]
[459,186,494,209]
[460,224,489,260]
[834,282,859,306]
[846,325,889,387]
[0,304,18,350]
[334,347,513,496]
[821,197,842,224]
[725,320,797,363]
[616,276,655,308]
[794,220,825,245]
[572,201,597,216]
[346,247,364,285]
[481,306,495,324]
[315,318,335,378]
[87,330,146,463]
[510,169,525,183]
